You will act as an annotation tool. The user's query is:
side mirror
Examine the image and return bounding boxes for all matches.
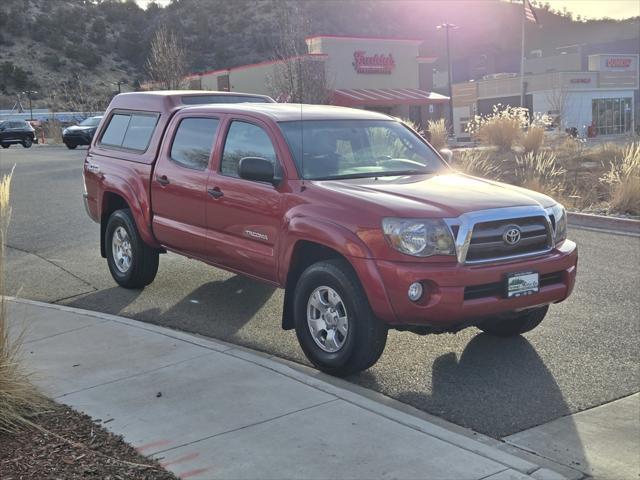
[238,157,279,185]
[439,148,453,162]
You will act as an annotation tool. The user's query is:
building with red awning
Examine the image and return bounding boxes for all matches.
[185,35,448,127]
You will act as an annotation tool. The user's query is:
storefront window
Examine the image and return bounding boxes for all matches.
[592,97,632,135]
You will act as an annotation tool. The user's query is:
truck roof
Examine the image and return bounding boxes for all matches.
[179,103,394,122]
[107,90,275,113]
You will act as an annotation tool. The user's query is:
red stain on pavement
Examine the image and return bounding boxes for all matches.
[135,439,172,453]
[178,467,210,478]
[160,452,200,467]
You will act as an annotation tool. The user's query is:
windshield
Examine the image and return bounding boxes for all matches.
[79,117,101,127]
[279,120,447,180]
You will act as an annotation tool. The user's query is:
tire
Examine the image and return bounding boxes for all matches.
[477,305,549,337]
[294,259,388,376]
[22,138,33,148]
[1,144,9,149]
[105,209,159,289]
[65,142,77,149]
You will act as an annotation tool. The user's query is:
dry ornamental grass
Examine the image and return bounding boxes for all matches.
[522,126,545,154]
[600,142,640,215]
[426,118,448,151]
[0,170,46,432]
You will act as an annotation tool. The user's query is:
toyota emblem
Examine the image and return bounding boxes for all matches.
[503,225,522,246]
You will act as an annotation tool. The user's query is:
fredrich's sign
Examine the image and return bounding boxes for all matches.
[353,51,395,74]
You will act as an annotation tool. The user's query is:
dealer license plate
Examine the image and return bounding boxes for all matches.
[506,271,539,298]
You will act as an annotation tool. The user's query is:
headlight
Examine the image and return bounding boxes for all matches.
[63,128,68,135]
[382,218,456,257]
[548,204,567,244]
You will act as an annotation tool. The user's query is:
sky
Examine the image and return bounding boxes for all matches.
[135,0,640,20]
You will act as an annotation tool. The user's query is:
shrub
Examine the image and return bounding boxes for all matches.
[600,142,640,215]
[42,119,63,144]
[467,105,551,152]
[0,171,45,432]
[426,118,448,150]
[452,149,503,180]
[522,126,545,153]
[466,105,528,151]
[514,151,566,198]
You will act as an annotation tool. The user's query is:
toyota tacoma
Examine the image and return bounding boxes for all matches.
[83,91,577,376]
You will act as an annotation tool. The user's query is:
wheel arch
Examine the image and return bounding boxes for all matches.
[281,240,349,330]
[280,222,395,330]
[99,187,160,257]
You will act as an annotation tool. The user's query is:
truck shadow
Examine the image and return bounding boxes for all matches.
[67,274,277,338]
[141,274,277,337]
[359,334,588,474]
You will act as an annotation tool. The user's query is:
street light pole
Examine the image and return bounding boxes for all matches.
[437,23,458,136]
[22,90,38,121]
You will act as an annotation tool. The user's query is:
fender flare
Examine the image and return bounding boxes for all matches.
[279,216,396,328]
[99,174,160,255]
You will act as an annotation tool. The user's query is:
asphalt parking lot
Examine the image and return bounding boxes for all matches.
[2,145,639,440]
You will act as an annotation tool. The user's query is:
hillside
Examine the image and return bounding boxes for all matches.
[0,0,637,110]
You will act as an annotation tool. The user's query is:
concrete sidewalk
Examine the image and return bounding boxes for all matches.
[8,298,565,480]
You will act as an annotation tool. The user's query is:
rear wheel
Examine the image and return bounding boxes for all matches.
[477,306,549,337]
[105,209,159,289]
[1,144,9,149]
[294,259,388,376]
[22,138,33,148]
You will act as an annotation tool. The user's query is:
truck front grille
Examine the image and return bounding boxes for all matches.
[465,216,551,263]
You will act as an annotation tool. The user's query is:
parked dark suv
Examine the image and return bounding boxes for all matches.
[62,116,103,149]
[0,120,37,148]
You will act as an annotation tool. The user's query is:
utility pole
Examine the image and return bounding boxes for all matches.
[22,90,38,120]
[437,23,458,136]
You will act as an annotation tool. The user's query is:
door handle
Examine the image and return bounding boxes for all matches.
[207,187,224,199]
[156,175,170,186]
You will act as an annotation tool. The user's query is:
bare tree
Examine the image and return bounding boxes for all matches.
[54,76,111,115]
[145,25,187,90]
[545,82,571,131]
[266,3,330,104]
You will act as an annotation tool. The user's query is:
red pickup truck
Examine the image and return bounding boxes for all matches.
[83,91,577,376]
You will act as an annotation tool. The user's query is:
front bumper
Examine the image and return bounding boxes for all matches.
[353,240,577,329]
[63,131,93,145]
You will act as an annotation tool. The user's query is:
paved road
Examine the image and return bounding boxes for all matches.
[2,146,639,439]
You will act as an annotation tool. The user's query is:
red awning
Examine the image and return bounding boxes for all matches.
[331,88,449,107]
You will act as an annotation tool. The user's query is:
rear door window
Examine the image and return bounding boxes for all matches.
[100,112,158,151]
[170,117,220,170]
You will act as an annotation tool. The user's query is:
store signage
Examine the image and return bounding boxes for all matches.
[353,51,395,74]
[606,58,632,68]
[570,78,591,84]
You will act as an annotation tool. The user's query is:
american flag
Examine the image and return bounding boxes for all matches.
[524,0,540,24]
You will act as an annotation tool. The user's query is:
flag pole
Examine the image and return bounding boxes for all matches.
[520,0,526,109]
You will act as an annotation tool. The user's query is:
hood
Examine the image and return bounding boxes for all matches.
[313,173,556,218]
[66,125,96,132]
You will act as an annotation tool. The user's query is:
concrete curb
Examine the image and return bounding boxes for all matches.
[568,212,640,236]
[8,296,561,478]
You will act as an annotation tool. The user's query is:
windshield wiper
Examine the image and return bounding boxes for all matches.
[310,170,433,181]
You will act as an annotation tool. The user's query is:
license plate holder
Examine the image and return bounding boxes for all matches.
[506,271,539,298]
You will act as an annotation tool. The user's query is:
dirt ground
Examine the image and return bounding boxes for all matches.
[0,403,177,480]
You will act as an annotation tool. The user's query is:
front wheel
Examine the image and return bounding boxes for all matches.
[65,142,77,149]
[294,259,388,376]
[477,306,549,337]
[105,209,159,289]
[22,138,33,148]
